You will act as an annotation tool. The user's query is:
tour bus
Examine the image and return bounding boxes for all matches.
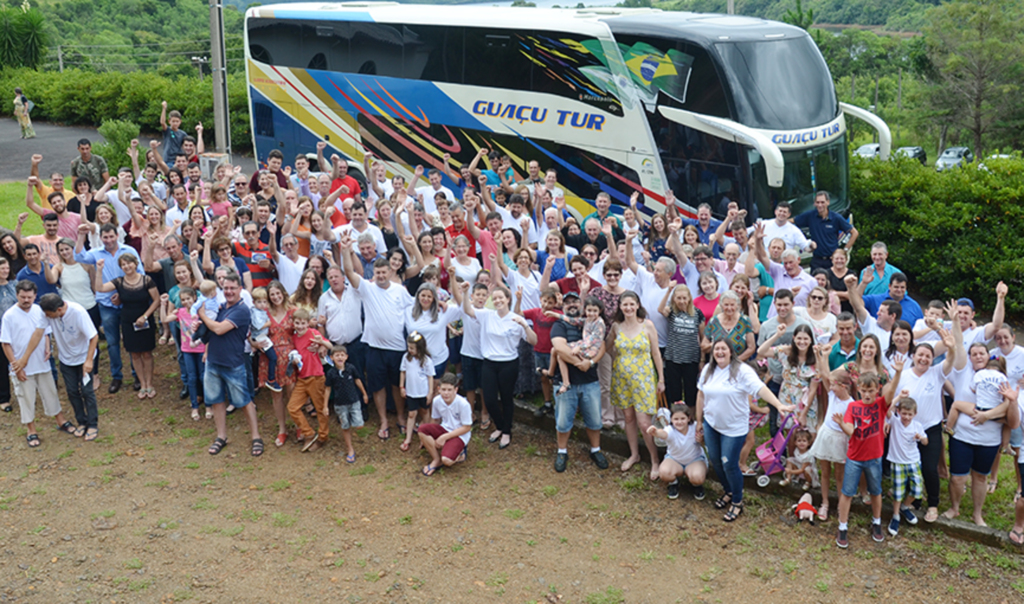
[244,3,890,221]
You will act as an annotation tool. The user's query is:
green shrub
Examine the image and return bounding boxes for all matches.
[849,155,1024,314]
[0,67,252,153]
[93,119,140,173]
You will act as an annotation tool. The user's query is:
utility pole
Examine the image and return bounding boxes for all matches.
[57,45,63,72]
[209,0,231,156]
[727,0,734,14]
[897,67,902,143]
[191,56,208,81]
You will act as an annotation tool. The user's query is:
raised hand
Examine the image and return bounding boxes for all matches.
[997,281,1008,298]
[892,354,907,373]
[27,175,38,187]
[31,153,42,164]
[316,141,327,152]
[18,212,28,225]
[843,274,857,288]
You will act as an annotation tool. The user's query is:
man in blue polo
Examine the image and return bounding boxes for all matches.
[680,202,722,245]
[859,242,902,296]
[861,272,924,327]
[793,191,858,270]
[198,273,264,457]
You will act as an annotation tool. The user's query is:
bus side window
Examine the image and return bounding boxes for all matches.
[463,29,532,90]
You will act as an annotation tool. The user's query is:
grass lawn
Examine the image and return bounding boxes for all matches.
[0,180,42,237]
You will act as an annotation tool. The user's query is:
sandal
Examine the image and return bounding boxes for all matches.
[84,428,99,442]
[58,421,77,435]
[723,502,744,522]
[377,427,390,441]
[158,335,168,346]
[987,480,999,494]
[208,437,228,455]
[191,409,201,421]
[205,408,213,420]
[345,453,356,464]
[26,433,41,448]
[303,403,316,418]
[480,418,491,431]
[1010,529,1024,546]
[818,502,829,522]
[146,388,157,399]
[73,425,87,438]
[714,493,732,510]
[422,463,439,476]
[924,507,939,523]
[0,402,12,413]
[275,433,287,447]
[400,441,411,452]
[251,438,265,457]
[137,389,148,400]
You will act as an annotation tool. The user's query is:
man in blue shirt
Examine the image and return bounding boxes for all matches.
[862,272,924,327]
[859,241,902,296]
[75,223,143,393]
[15,244,59,300]
[793,191,859,270]
[198,273,264,457]
[680,201,722,245]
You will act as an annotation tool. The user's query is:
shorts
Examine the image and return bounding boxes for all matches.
[667,454,707,470]
[534,352,551,375]
[334,403,364,430]
[405,396,428,412]
[462,355,483,392]
[891,461,923,502]
[204,363,252,409]
[842,456,882,497]
[418,422,466,460]
[948,437,1000,477]
[554,380,602,433]
[434,361,449,381]
[1010,425,1023,449]
[365,347,404,393]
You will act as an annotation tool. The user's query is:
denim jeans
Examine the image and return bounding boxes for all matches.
[170,321,187,386]
[99,304,136,381]
[182,351,205,409]
[702,420,747,504]
[59,362,98,429]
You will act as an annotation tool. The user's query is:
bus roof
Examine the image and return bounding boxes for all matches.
[247,2,801,42]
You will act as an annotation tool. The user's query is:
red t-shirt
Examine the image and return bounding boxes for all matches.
[554,275,603,296]
[291,328,325,379]
[446,223,475,253]
[844,395,889,461]
[330,175,362,200]
[522,308,558,354]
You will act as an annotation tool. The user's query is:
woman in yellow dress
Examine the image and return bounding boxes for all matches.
[610,291,665,479]
[13,88,35,139]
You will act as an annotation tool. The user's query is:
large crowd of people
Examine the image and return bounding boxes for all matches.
[3,106,1023,551]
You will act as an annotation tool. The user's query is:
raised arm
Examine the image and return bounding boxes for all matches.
[127,139,142,180]
[623,227,640,274]
[195,123,205,155]
[24,177,46,217]
[316,141,329,180]
[460,281,475,319]
[149,140,170,176]
[159,100,168,131]
[93,259,117,293]
[757,323,786,358]
[405,165,424,196]
[984,281,1008,340]
[539,255,556,293]
[843,273,868,323]
[338,233,362,289]
[882,356,905,404]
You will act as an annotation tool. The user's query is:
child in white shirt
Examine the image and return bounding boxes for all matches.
[646,404,707,501]
[887,397,928,536]
[418,373,473,476]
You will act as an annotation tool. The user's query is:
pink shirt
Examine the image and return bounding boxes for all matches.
[176,308,206,353]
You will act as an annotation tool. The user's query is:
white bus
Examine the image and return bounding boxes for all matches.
[245,2,890,220]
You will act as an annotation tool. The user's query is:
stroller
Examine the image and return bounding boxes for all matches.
[753,413,799,488]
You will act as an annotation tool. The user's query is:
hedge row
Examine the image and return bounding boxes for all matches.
[848,155,1024,314]
[0,67,253,153]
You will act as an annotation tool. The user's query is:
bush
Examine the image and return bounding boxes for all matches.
[849,155,1024,314]
[93,120,140,173]
[0,67,253,153]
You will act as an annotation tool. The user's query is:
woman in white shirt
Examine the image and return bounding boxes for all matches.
[461,284,536,449]
[450,235,481,288]
[696,338,790,522]
[405,283,462,379]
[50,238,101,381]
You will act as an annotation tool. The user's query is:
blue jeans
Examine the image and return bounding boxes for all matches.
[554,380,602,433]
[170,321,187,386]
[182,352,205,410]
[99,304,136,381]
[702,420,747,504]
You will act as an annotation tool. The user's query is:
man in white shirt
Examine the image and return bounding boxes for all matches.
[164,184,191,229]
[40,294,99,440]
[339,231,414,441]
[756,201,810,252]
[748,222,817,317]
[363,152,394,209]
[334,201,386,255]
[275,234,308,295]
[1,281,70,447]
[487,192,539,246]
[318,265,365,380]
[408,166,454,216]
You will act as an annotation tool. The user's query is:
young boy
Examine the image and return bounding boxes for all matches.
[419,373,473,476]
[833,358,904,549]
[325,345,368,463]
[646,404,707,501]
[249,288,281,392]
[160,101,185,164]
[886,397,927,536]
[518,289,559,417]
[287,309,330,452]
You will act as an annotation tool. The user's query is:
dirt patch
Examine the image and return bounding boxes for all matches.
[1,349,1022,603]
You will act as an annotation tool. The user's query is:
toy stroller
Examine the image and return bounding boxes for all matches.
[754,413,799,488]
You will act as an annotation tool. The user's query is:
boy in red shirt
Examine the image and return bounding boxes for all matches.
[833,356,905,549]
[517,288,559,418]
[287,308,331,452]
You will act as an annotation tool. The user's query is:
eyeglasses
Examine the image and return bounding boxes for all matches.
[583,251,597,257]
[604,272,621,278]
[810,295,825,301]
[243,231,258,236]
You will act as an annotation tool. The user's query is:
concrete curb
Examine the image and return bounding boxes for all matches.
[511,397,1023,553]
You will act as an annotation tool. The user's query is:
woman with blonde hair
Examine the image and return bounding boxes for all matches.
[659,284,705,406]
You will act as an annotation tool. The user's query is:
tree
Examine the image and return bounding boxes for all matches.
[0,4,49,68]
[923,0,1024,157]
[782,0,814,30]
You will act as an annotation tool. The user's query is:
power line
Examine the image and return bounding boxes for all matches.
[53,34,242,49]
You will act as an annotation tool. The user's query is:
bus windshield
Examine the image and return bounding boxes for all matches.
[715,37,837,131]
[750,134,849,217]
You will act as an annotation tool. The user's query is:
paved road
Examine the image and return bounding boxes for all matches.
[0,118,255,182]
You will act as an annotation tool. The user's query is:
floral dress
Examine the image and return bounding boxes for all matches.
[774,349,818,431]
[258,308,296,388]
[14,94,34,139]
[611,328,657,415]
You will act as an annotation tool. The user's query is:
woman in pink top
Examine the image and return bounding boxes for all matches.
[693,271,721,325]
[160,287,208,420]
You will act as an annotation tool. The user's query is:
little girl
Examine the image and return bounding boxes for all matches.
[781,428,819,489]
[250,288,281,393]
[292,209,337,260]
[545,296,605,393]
[808,345,853,521]
[946,357,1009,434]
[189,280,220,348]
[399,332,435,453]
[206,184,233,221]
[160,288,209,421]
[646,404,707,501]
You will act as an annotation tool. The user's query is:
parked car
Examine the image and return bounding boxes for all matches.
[934,146,974,172]
[894,146,927,165]
[854,143,881,159]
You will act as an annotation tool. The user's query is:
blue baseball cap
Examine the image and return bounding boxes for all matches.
[956,297,974,310]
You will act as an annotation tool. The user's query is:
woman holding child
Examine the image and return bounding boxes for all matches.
[260,281,297,448]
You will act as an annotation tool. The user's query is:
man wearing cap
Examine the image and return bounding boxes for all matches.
[549,291,608,473]
[954,283,1008,345]
[861,272,924,327]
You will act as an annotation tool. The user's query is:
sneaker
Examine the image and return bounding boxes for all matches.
[900,506,918,525]
[779,478,791,487]
[836,528,848,549]
[888,517,900,537]
[554,452,568,473]
[534,401,553,419]
[872,522,885,543]
[589,450,609,470]
[666,480,680,500]
[693,485,706,501]
[265,380,282,393]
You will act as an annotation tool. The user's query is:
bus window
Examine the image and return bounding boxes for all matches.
[254,102,275,138]
[463,29,533,90]
[403,25,463,84]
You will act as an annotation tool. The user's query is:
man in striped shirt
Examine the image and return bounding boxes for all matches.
[233,222,275,289]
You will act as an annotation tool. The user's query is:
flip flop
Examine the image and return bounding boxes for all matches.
[84,428,99,442]
[987,481,999,494]
[26,433,40,448]
[422,464,439,476]
[57,421,77,435]
[1010,529,1024,546]
[72,425,87,438]
[400,441,411,452]
[377,427,390,441]
[345,454,356,464]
